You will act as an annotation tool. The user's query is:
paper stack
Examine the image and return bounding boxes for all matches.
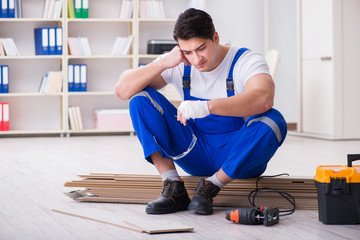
[68,37,91,56]
[119,0,134,19]
[43,0,63,19]
[39,71,63,94]
[0,38,20,56]
[111,35,134,55]
[139,0,165,19]
[68,106,83,131]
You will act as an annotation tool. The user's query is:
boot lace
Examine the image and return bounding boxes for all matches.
[161,180,172,198]
[195,179,218,198]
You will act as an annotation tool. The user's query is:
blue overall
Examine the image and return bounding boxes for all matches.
[129,48,287,179]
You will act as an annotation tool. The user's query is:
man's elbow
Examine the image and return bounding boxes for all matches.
[257,93,273,114]
[263,98,274,112]
[261,96,274,113]
[114,81,131,100]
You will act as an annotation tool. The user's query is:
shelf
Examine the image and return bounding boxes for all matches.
[138,54,160,59]
[0,129,64,135]
[0,93,63,97]
[67,55,133,60]
[68,129,135,134]
[67,91,114,96]
[67,18,133,23]
[0,18,63,22]
[138,18,177,22]
[0,0,186,137]
[0,56,63,60]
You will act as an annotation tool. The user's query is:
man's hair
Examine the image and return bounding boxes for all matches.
[173,8,215,42]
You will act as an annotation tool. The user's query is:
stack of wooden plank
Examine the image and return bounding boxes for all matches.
[64,173,318,210]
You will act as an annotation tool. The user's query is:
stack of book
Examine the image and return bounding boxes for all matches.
[0,0,22,18]
[139,0,165,19]
[34,27,63,55]
[0,102,9,131]
[68,37,91,56]
[64,173,319,210]
[0,38,19,56]
[68,64,87,92]
[111,35,133,55]
[39,71,63,94]
[118,0,133,19]
[0,65,9,93]
[42,0,63,19]
[68,106,83,131]
[68,0,89,18]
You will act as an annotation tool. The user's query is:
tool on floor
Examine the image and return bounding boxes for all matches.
[225,206,279,226]
[225,173,296,227]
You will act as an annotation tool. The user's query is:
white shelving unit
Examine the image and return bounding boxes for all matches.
[0,0,191,136]
[0,1,64,135]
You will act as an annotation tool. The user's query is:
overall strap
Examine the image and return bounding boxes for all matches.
[226,47,249,97]
[182,65,191,99]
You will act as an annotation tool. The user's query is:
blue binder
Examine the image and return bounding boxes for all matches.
[8,0,14,18]
[48,27,56,55]
[34,28,49,55]
[80,64,87,92]
[68,64,74,92]
[1,0,8,18]
[55,27,63,55]
[73,64,80,91]
[1,65,9,93]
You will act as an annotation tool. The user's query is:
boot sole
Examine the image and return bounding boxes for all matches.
[145,200,190,214]
[188,202,213,215]
[146,202,190,214]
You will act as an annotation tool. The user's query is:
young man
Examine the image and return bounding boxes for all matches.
[114,8,287,215]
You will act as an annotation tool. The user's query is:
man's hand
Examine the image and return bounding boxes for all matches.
[160,46,190,69]
[177,101,210,126]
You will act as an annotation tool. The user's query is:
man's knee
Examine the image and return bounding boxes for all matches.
[129,88,164,115]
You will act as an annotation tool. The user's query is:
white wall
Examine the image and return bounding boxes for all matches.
[206,0,265,53]
[268,0,297,123]
[206,0,298,123]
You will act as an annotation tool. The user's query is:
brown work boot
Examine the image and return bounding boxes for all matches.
[145,179,191,214]
[188,178,220,215]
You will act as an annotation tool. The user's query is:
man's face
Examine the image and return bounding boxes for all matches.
[178,33,219,72]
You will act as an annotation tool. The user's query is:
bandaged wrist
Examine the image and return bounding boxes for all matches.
[178,100,210,119]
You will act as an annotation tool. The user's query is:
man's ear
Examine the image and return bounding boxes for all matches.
[213,32,219,43]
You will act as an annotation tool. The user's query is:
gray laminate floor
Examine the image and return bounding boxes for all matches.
[1,134,359,239]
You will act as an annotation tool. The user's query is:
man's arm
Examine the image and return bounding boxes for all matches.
[114,46,189,100]
[177,73,274,125]
[208,73,275,117]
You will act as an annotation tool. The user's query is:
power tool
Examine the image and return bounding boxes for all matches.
[225,206,279,226]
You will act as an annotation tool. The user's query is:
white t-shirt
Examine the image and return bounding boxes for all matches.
[159,45,270,100]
